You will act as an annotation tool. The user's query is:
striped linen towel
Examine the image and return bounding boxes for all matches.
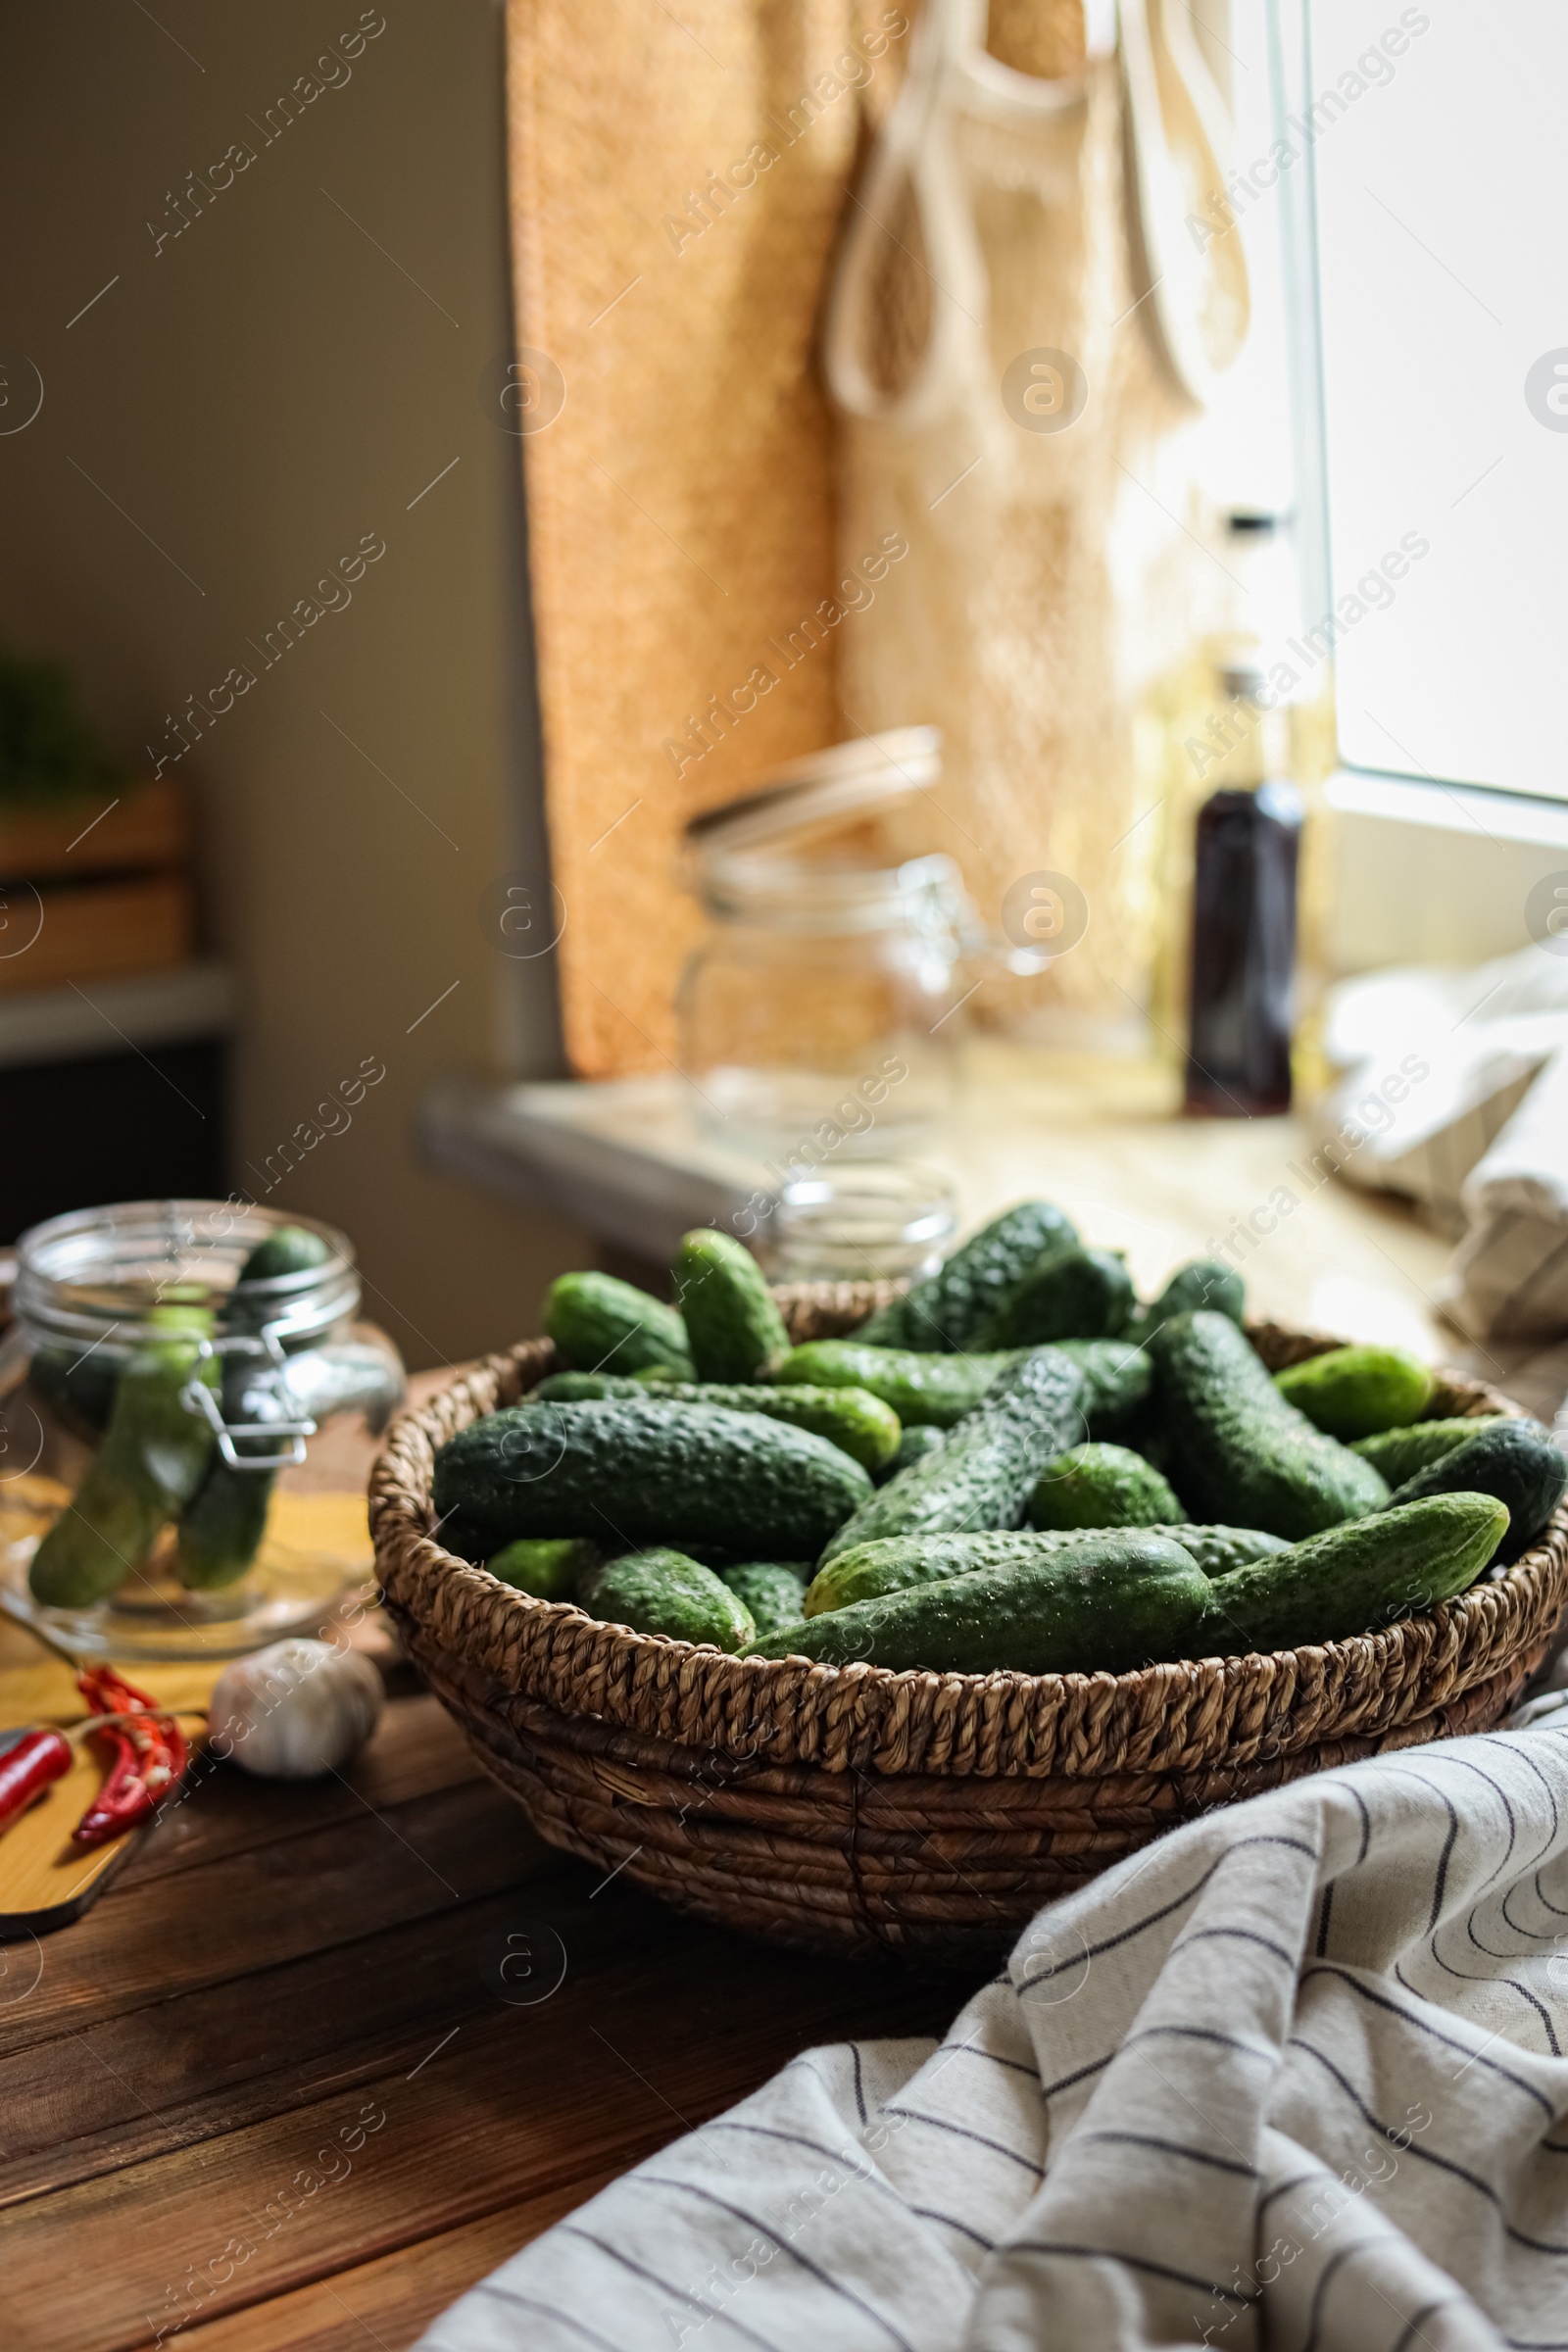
[419,1715,1568,2352]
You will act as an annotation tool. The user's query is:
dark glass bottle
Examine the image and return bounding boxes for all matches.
[1184,774,1303,1117]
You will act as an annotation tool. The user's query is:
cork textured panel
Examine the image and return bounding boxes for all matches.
[506,0,913,1076]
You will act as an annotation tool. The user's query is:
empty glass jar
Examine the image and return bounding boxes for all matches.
[677,727,976,1154]
[757,1161,957,1284]
[678,845,974,1154]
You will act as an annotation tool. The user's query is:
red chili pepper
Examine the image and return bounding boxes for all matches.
[73,1665,189,1848]
[0,1727,72,1837]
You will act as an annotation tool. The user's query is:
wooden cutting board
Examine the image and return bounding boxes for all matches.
[0,1649,215,1937]
[0,1729,151,1936]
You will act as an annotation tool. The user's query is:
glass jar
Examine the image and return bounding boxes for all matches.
[677,846,973,1154]
[756,1161,957,1285]
[0,1200,405,1662]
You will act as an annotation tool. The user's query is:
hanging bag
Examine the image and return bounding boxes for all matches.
[824,0,1248,1040]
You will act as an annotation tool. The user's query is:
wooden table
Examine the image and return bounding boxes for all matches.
[3,1125,1562,2352]
[0,1379,952,2352]
[0,1679,952,2352]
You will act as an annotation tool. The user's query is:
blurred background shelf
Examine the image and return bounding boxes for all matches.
[0,959,234,1238]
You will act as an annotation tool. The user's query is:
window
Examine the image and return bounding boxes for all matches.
[1299,0,1568,806]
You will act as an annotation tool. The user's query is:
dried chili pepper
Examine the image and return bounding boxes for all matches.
[0,1727,72,1837]
[73,1665,189,1848]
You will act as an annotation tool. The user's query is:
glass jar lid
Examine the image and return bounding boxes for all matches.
[682,726,983,942]
[697,846,970,938]
[684,726,942,861]
[12,1200,360,1359]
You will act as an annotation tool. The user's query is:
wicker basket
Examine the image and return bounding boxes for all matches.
[369,1287,1568,1968]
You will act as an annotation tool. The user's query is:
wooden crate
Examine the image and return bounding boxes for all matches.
[0,777,186,881]
[0,871,194,996]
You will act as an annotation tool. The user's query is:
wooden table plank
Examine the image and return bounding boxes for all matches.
[2,1918,950,2351]
[0,1666,954,2352]
[114,1695,484,1890]
[0,1776,552,2059]
[0,1874,598,2201]
[172,2174,628,2352]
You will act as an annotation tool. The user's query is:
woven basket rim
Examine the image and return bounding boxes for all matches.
[368,1296,1568,1781]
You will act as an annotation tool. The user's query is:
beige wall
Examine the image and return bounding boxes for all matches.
[0,0,585,1364]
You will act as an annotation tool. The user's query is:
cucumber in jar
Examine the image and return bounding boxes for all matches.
[176,1226,332,1591]
[30,1304,219,1608]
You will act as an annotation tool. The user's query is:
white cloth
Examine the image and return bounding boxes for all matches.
[1315,949,1568,1222]
[420,1723,1568,2352]
[1315,947,1568,1342]
[1449,1051,1568,1345]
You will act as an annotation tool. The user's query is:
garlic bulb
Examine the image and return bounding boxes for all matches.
[209,1639,383,1778]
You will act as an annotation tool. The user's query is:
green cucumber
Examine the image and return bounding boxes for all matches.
[173,1375,280,1591]
[772,1340,1024,1429]
[1274,1345,1439,1441]
[432,1396,871,1558]
[804,1520,1286,1616]
[1198,1493,1506,1654]
[533,1371,900,1473]
[28,1347,120,1439]
[177,1224,336,1592]
[1124,1258,1245,1345]
[235,1223,333,1283]
[748,1530,1208,1674]
[543,1270,694,1379]
[1152,1312,1390,1540]
[880,1422,946,1480]
[486,1536,597,1599]
[578,1546,755,1650]
[674,1230,789,1382]
[719,1559,810,1635]
[540,1371,653,1401]
[1386,1420,1566,1564]
[28,1469,160,1609]
[967,1246,1135,1351]
[433,1512,496,1563]
[1351,1417,1503,1484]
[1053,1339,1154,1438]
[806,1526,1119,1616]
[31,1306,218,1608]
[855,1200,1078,1351]
[818,1347,1086,1564]
[1028,1442,1187,1530]
[1158,1523,1289,1577]
[761,1495,1504,1672]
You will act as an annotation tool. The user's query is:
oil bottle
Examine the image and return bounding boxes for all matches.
[1183,658,1303,1117]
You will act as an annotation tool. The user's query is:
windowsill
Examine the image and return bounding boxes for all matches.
[419,1068,766,1265]
[419,1044,1461,1355]
[1326,767,1568,850]
[1323,768,1568,974]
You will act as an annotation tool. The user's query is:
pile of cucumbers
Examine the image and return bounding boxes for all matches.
[430,1202,1568,1680]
